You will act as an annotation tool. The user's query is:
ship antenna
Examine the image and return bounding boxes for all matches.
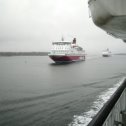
[61,36,64,41]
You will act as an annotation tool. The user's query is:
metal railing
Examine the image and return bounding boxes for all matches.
[88,78,126,126]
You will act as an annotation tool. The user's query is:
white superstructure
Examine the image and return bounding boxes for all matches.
[49,41,85,56]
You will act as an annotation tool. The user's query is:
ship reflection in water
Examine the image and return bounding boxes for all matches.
[0,55,126,126]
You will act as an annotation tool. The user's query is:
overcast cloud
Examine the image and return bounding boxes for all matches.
[0,0,126,53]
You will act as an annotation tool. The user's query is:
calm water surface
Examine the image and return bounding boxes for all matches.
[0,55,126,126]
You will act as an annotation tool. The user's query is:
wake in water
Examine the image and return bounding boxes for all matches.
[68,77,126,126]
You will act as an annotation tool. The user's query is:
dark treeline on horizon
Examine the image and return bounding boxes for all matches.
[0,52,49,56]
[114,53,126,55]
[0,52,126,57]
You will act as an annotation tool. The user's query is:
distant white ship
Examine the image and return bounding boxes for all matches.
[48,38,85,63]
[102,49,111,57]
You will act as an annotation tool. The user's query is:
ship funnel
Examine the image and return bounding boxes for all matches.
[73,38,76,44]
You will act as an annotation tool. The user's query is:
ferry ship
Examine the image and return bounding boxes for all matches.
[102,48,111,57]
[48,38,85,63]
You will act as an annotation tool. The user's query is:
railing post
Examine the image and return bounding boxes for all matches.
[121,111,126,126]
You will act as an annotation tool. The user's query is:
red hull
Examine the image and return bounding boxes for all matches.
[49,55,85,63]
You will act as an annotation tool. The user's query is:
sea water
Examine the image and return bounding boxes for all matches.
[0,55,126,126]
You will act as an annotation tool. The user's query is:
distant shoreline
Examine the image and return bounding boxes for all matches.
[114,53,126,55]
[0,52,49,56]
[0,52,126,57]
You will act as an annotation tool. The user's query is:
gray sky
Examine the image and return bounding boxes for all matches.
[0,0,126,53]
